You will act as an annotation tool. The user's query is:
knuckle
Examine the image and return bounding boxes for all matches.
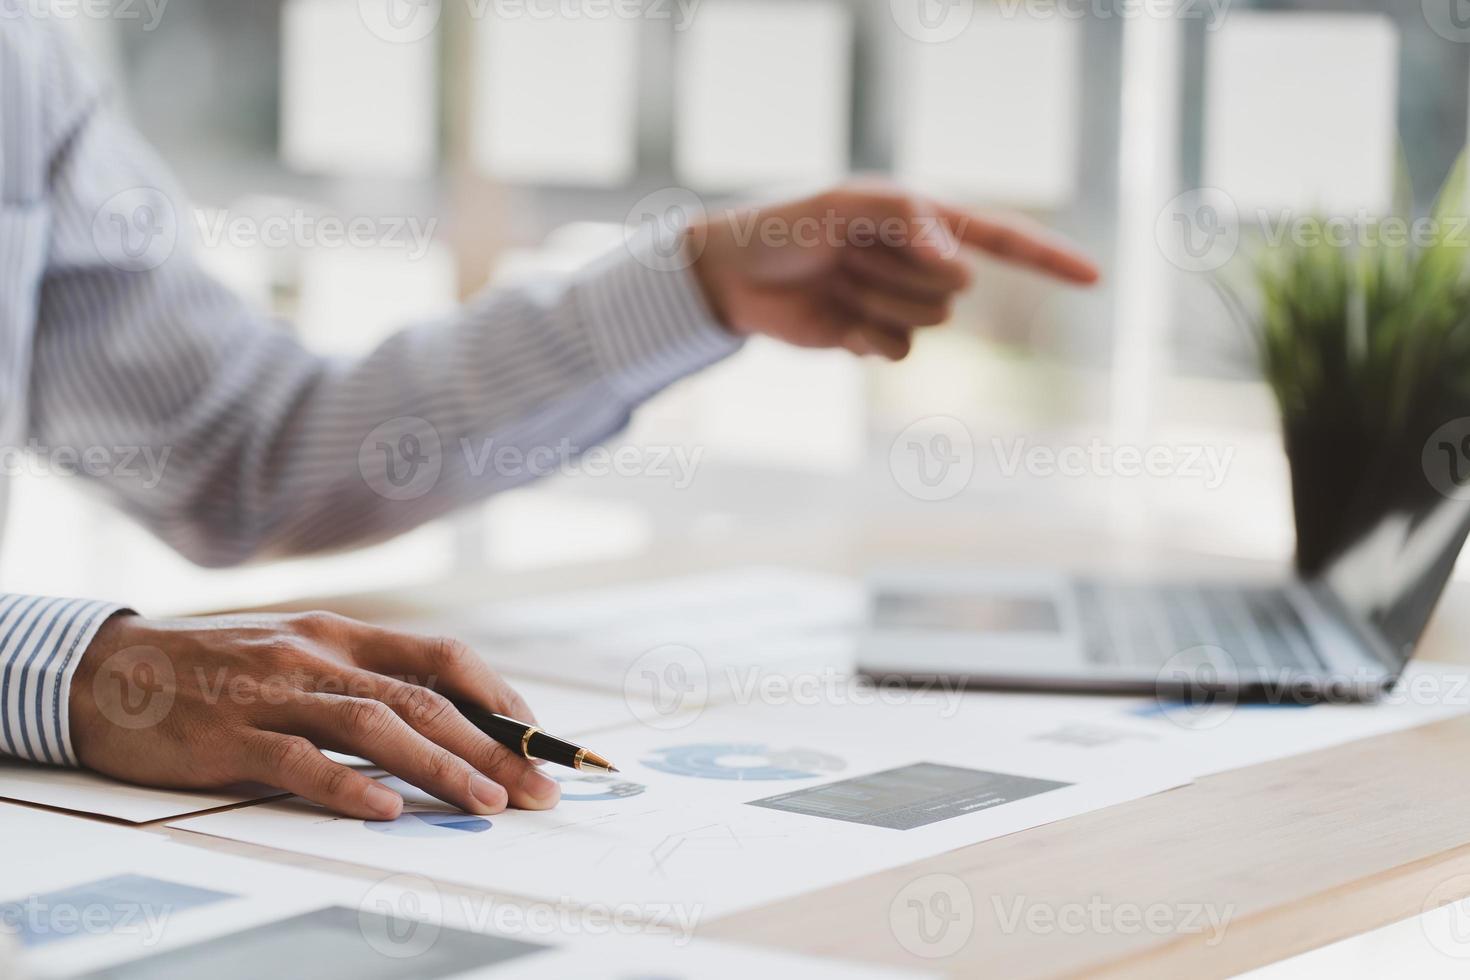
[423,747,461,784]
[490,676,532,718]
[816,188,847,213]
[854,180,899,204]
[876,190,915,222]
[292,610,347,635]
[502,690,533,722]
[257,638,311,671]
[400,685,452,728]
[483,675,521,715]
[340,697,396,739]
[477,739,523,776]
[318,764,353,798]
[994,230,1023,255]
[426,636,471,674]
[264,735,315,775]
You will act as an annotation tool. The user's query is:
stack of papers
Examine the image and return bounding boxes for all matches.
[3,804,930,979]
[7,565,1469,979]
[175,698,1189,918]
[386,567,866,695]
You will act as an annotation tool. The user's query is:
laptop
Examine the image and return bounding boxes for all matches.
[857,490,1470,702]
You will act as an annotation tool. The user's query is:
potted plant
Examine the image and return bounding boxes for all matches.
[1225,157,1470,575]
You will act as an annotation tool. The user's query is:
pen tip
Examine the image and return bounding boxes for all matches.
[577,751,618,774]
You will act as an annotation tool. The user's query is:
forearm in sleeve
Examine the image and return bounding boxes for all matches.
[31,62,740,565]
[0,595,123,765]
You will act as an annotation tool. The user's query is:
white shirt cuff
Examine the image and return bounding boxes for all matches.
[0,596,127,767]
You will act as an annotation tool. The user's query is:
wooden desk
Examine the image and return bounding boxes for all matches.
[44,520,1470,978]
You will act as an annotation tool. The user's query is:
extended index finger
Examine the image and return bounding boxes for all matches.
[940,205,1101,285]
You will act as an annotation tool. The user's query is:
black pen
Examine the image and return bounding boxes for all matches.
[454,701,619,774]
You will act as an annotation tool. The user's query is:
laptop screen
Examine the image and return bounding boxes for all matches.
[1319,486,1470,667]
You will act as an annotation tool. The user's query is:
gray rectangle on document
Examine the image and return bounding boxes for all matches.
[747,762,1071,830]
[2,874,232,949]
[76,905,547,980]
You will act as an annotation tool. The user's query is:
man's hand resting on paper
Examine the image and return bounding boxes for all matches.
[68,612,560,819]
[689,181,1100,360]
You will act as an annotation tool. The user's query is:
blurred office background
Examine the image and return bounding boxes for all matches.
[9,0,1466,612]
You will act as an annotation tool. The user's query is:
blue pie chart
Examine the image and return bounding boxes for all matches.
[364,811,493,838]
[642,743,845,781]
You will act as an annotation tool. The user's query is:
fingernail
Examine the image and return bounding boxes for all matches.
[520,768,561,804]
[470,774,507,812]
[364,782,401,819]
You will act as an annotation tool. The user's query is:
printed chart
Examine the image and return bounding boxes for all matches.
[642,743,846,781]
[175,700,1187,917]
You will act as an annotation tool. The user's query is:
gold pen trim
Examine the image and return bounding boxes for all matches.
[576,749,618,773]
[521,726,540,760]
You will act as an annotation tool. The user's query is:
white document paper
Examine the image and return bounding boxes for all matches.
[4,805,927,980]
[174,699,1187,919]
[2,805,341,978]
[487,940,931,980]
[910,661,1470,780]
[389,566,866,697]
[0,764,287,824]
[1028,660,1470,778]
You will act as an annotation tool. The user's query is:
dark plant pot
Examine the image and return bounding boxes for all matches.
[1285,412,1456,577]
[1284,419,1362,577]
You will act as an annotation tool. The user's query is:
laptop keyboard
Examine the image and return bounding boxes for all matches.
[1075,581,1327,673]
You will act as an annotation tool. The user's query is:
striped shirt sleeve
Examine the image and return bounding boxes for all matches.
[0,596,123,766]
[0,22,741,766]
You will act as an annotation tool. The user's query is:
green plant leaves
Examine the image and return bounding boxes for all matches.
[1244,148,1470,443]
